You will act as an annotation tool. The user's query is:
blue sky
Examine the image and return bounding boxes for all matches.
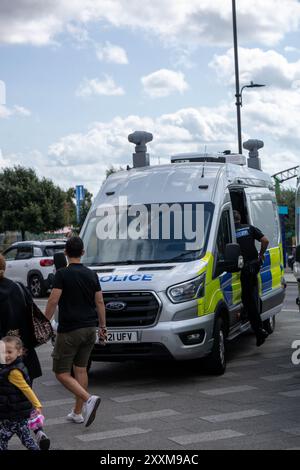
[0,0,299,194]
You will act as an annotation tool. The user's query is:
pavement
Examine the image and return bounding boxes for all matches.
[7,284,300,450]
[285,272,298,283]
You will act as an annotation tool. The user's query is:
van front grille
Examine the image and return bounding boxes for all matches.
[103,291,160,327]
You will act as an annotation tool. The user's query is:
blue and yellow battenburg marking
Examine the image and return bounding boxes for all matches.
[196,244,283,317]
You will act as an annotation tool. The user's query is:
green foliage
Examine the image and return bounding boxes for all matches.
[277,187,296,243]
[105,165,125,179]
[65,187,93,230]
[0,166,65,240]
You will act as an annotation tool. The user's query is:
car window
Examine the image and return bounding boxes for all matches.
[44,245,65,256]
[33,247,43,257]
[4,248,18,261]
[16,246,33,260]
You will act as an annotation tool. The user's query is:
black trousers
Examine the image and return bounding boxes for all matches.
[240,268,263,335]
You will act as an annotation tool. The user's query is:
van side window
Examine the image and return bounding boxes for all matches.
[216,210,232,261]
[250,200,279,248]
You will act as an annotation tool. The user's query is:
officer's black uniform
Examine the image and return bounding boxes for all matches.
[235,223,266,340]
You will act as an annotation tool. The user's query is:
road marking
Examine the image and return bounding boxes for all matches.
[116,409,179,422]
[169,429,244,445]
[262,352,290,359]
[44,417,71,426]
[111,392,170,403]
[200,409,268,423]
[76,427,151,442]
[200,385,257,396]
[41,380,60,387]
[282,309,299,313]
[282,427,300,436]
[43,398,74,407]
[261,373,296,382]
[228,360,259,368]
[279,389,300,397]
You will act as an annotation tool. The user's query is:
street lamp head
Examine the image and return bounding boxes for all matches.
[247,81,266,88]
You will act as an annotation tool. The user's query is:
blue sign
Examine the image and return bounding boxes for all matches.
[278,205,288,215]
[75,185,85,223]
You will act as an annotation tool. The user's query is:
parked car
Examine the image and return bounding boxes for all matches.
[2,240,66,297]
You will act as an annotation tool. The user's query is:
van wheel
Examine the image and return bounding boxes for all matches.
[263,315,276,335]
[204,317,226,375]
[29,274,45,298]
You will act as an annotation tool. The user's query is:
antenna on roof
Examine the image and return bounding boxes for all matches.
[243,139,264,171]
[128,131,153,168]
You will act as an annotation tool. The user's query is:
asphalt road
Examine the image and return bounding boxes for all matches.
[9,284,300,450]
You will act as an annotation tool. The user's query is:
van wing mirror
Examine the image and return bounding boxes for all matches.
[53,252,67,270]
[296,245,300,263]
[217,243,243,274]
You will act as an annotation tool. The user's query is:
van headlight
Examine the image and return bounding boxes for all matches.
[167,274,205,303]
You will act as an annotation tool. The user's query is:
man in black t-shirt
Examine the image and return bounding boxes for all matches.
[45,237,106,427]
[233,210,269,347]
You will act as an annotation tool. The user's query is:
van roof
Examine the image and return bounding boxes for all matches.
[96,162,274,206]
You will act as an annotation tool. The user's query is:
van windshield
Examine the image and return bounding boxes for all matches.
[81,202,214,265]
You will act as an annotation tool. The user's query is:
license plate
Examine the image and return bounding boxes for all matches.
[107,331,138,343]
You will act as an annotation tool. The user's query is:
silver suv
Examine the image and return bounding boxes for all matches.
[2,240,66,297]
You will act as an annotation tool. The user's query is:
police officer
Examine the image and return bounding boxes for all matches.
[233,210,270,347]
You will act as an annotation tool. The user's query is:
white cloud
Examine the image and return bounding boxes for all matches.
[141,69,188,98]
[210,47,300,89]
[1,1,300,47]
[285,46,300,53]
[96,41,128,64]
[76,76,124,97]
[0,104,31,119]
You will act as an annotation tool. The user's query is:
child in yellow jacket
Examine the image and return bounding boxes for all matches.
[0,336,49,450]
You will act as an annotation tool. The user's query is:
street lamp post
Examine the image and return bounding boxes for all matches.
[232,0,265,154]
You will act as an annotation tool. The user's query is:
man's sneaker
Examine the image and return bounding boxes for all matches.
[84,395,101,427]
[36,430,50,450]
[256,328,269,347]
[66,410,84,424]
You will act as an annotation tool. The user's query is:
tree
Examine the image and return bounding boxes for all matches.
[65,187,93,231]
[277,187,296,245]
[0,166,65,240]
[105,165,125,179]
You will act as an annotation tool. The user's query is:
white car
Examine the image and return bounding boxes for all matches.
[2,240,66,297]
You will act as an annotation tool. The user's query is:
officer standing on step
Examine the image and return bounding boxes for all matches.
[233,210,270,346]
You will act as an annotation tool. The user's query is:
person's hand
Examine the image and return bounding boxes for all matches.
[98,327,107,344]
[259,253,265,264]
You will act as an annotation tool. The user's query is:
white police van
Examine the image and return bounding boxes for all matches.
[81,132,285,374]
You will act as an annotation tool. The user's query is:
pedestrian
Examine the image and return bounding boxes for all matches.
[0,254,50,449]
[0,336,45,450]
[233,210,270,346]
[45,236,106,427]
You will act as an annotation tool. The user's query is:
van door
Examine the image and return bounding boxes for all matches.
[214,206,242,327]
[243,187,282,297]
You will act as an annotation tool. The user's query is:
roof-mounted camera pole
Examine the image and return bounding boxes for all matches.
[128,131,153,168]
[243,139,264,171]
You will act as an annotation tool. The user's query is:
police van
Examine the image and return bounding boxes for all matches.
[80,132,285,374]
[294,168,300,310]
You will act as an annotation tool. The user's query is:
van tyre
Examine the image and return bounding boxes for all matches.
[263,315,276,335]
[29,274,45,298]
[204,317,226,375]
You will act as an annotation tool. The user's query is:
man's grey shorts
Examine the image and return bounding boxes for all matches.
[52,327,96,374]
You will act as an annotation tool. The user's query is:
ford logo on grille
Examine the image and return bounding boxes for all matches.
[106,301,127,311]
